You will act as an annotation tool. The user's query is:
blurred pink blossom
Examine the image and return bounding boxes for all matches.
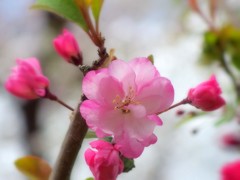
[85,140,124,180]
[187,75,225,111]
[5,58,49,99]
[80,58,174,158]
[53,29,82,65]
[222,132,240,148]
[221,160,240,180]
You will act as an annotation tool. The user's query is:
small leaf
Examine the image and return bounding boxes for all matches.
[147,54,154,64]
[85,177,94,180]
[121,157,135,173]
[85,130,97,139]
[15,155,52,180]
[32,0,88,31]
[91,0,104,24]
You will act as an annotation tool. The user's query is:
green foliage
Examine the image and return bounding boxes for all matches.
[91,0,104,24]
[15,156,52,180]
[121,157,135,173]
[200,31,221,64]
[223,25,240,71]
[32,0,88,31]
[200,25,240,71]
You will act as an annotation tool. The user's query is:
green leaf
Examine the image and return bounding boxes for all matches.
[121,157,135,173]
[200,31,221,65]
[147,54,154,64]
[32,0,88,31]
[85,130,97,139]
[231,53,240,70]
[15,156,52,180]
[91,0,104,24]
[85,177,94,180]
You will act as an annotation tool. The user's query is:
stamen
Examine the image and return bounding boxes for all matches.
[112,86,140,113]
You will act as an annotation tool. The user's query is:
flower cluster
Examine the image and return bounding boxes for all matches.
[4,28,227,180]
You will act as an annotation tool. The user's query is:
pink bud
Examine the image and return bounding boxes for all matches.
[187,75,225,111]
[222,132,240,148]
[85,140,124,180]
[53,29,82,65]
[5,58,49,99]
[221,160,240,180]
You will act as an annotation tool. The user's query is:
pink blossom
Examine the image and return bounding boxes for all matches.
[222,132,240,148]
[221,160,240,180]
[5,58,49,99]
[85,140,124,180]
[80,58,174,158]
[187,75,225,111]
[53,29,82,65]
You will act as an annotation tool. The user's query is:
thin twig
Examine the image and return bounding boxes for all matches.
[157,99,190,115]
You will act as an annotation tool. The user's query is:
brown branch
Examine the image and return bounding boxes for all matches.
[50,96,88,180]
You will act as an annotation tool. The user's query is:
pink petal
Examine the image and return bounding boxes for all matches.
[80,100,123,138]
[148,115,163,125]
[90,140,113,150]
[129,57,160,90]
[114,133,145,158]
[108,60,136,94]
[82,68,109,100]
[136,77,174,114]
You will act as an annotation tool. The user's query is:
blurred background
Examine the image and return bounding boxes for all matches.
[1,0,240,179]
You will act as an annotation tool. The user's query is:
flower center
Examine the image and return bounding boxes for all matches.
[112,87,139,113]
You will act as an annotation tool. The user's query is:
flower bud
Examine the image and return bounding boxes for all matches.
[85,140,124,180]
[187,75,225,111]
[53,29,82,66]
[222,132,240,148]
[221,160,240,180]
[5,58,49,99]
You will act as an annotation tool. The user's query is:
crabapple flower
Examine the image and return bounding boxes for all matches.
[187,75,225,111]
[222,132,240,148]
[5,58,49,99]
[53,29,82,65]
[85,140,124,180]
[80,58,174,158]
[221,160,240,180]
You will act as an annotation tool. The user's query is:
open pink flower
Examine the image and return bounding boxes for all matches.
[187,75,225,111]
[221,160,240,180]
[85,140,124,180]
[80,58,174,158]
[53,29,82,65]
[5,58,49,99]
